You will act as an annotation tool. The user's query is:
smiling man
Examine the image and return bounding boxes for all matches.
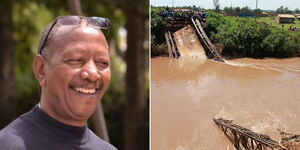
[0,16,117,150]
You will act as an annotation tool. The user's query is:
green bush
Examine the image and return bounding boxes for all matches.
[204,10,226,38]
[151,7,164,45]
[261,29,292,57]
[290,32,300,55]
[211,17,294,58]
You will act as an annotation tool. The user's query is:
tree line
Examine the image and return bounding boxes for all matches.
[223,6,300,14]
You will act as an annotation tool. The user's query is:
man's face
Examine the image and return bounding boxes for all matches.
[39,26,111,126]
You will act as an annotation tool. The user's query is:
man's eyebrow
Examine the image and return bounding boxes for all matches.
[61,50,84,58]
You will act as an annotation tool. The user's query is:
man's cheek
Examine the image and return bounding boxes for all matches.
[101,69,111,81]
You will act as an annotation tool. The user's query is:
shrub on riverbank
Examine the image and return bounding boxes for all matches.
[151,7,164,45]
[151,7,168,57]
[205,11,299,58]
[204,10,226,39]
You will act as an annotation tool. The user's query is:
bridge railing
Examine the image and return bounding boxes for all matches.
[191,17,224,62]
[213,118,288,150]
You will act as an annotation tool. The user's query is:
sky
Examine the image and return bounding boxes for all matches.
[150,0,300,11]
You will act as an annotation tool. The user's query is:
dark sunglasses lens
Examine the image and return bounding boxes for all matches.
[59,16,81,25]
[88,17,110,29]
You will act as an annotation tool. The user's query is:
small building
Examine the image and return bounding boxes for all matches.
[294,14,300,20]
[275,14,295,23]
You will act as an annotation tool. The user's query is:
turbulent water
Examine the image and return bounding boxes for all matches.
[151,57,300,150]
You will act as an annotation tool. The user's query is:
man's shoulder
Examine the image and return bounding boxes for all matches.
[0,114,33,150]
[87,129,117,150]
[0,129,26,150]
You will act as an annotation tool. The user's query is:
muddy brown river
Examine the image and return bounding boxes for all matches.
[151,57,300,150]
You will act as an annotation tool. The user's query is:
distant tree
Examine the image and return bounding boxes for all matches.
[295,8,300,13]
[277,6,284,13]
[283,7,289,13]
[234,7,241,13]
[223,6,233,13]
[213,0,220,12]
[277,6,292,14]
[241,6,252,14]
[253,8,262,14]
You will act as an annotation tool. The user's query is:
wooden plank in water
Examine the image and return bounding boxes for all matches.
[164,31,173,58]
[167,31,179,58]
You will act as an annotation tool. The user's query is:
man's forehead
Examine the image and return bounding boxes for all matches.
[54,26,105,39]
[50,26,108,48]
[45,26,109,58]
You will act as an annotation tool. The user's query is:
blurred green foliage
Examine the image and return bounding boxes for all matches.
[13,1,56,114]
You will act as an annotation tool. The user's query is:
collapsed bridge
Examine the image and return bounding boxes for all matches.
[161,11,224,62]
[214,118,300,150]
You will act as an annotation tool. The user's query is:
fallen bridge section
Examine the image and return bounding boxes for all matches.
[191,18,224,62]
[164,31,179,59]
[163,18,224,62]
[172,25,207,59]
[214,118,300,150]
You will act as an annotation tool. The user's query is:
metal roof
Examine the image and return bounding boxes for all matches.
[277,14,295,18]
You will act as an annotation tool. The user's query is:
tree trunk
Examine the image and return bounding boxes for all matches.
[67,0,83,15]
[124,10,147,150]
[0,0,16,129]
[67,0,110,142]
[91,102,110,142]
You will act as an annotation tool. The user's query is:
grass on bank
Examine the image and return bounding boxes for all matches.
[255,16,300,31]
[224,16,300,31]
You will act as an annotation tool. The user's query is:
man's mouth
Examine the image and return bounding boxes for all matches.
[70,79,104,96]
[73,87,98,94]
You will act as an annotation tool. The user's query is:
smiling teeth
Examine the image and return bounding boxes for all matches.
[74,88,96,94]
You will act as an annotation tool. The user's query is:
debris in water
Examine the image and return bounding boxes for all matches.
[213,118,300,150]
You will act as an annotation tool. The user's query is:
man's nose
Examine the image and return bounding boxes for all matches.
[81,61,101,82]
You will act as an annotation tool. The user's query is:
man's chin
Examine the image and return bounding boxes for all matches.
[66,88,100,115]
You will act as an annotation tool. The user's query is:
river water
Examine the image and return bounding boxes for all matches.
[151,57,300,150]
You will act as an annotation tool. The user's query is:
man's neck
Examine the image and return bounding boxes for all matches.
[38,99,87,127]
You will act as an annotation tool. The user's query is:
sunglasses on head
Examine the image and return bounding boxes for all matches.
[38,16,111,55]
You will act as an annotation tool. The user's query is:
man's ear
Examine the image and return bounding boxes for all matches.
[33,55,47,87]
